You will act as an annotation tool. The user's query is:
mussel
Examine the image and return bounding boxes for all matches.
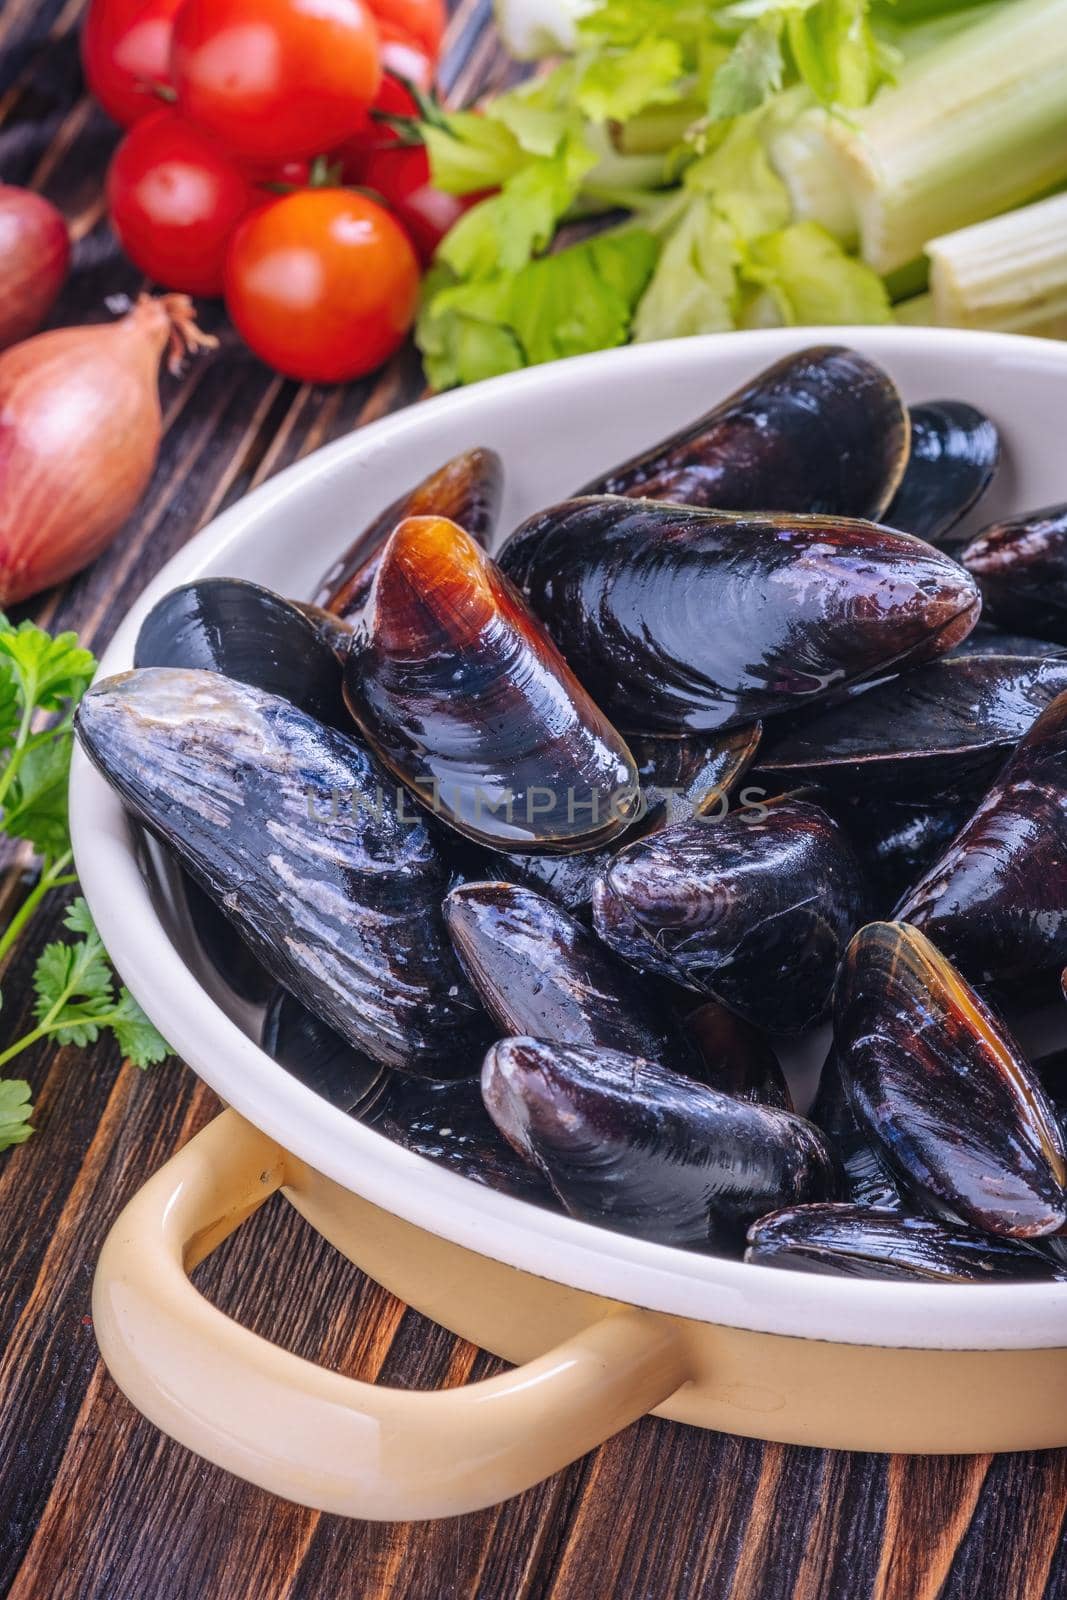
[135,577,348,729]
[683,1002,793,1110]
[832,789,982,914]
[314,446,503,621]
[834,921,1067,1237]
[362,1073,556,1204]
[746,1205,1067,1282]
[343,516,640,851]
[883,400,999,544]
[499,497,981,734]
[76,669,491,1076]
[444,880,701,1073]
[758,655,1067,796]
[481,1037,838,1252]
[261,989,385,1110]
[960,502,1067,646]
[579,346,909,520]
[292,601,360,662]
[809,1052,903,1211]
[949,622,1067,659]
[896,690,1067,992]
[593,796,869,1034]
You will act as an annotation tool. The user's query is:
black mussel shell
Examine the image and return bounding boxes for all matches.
[314,446,503,621]
[344,516,640,853]
[135,577,348,730]
[834,922,1067,1237]
[579,346,908,520]
[184,874,274,1005]
[896,690,1067,991]
[831,789,982,915]
[362,1073,555,1204]
[482,1037,837,1253]
[444,881,701,1074]
[593,797,869,1034]
[746,1205,1067,1282]
[809,1052,903,1211]
[758,656,1067,796]
[949,622,1067,659]
[883,400,999,545]
[498,498,981,735]
[261,989,385,1110]
[683,1002,793,1110]
[960,502,1067,646]
[77,669,491,1077]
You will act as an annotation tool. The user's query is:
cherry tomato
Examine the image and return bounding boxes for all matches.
[171,0,382,164]
[224,189,419,383]
[82,0,184,127]
[107,110,260,295]
[367,0,445,59]
[360,142,476,264]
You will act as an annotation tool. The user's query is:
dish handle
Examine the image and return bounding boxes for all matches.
[92,1109,690,1520]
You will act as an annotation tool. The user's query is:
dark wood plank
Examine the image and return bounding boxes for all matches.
[0,4,1065,1598]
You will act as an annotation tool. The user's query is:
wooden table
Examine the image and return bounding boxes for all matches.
[1,4,1065,1596]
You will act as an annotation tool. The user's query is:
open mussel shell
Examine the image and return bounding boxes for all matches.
[445,880,702,1074]
[809,1052,903,1211]
[261,989,385,1111]
[344,515,640,852]
[834,921,1067,1237]
[883,400,999,545]
[758,656,1067,796]
[896,690,1067,992]
[482,1038,838,1253]
[579,345,908,521]
[76,669,491,1077]
[499,497,981,735]
[593,796,869,1034]
[682,1002,792,1111]
[313,446,503,622]
[362,1073,556,1205]
[135,577,348,729]
[745,1205,1067,1282]
[960,502,1067,646]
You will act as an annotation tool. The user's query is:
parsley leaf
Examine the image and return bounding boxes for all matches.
[0,1078,33,1151]
[3,738,73,857]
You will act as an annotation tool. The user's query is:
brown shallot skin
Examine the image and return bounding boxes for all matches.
[745,1204,1067,1282]
[896,690,1067,992]
[834,921,1067,1238]
[481,1037,838,1253]
[314,446,503,622]
[344,515,640,852]
[579,345,909,521]
[499,497,982,736]
[0,186,70,350]
[960,503,1067,646]
[0,294,214,604]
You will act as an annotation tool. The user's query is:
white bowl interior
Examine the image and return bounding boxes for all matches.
[71,327,1067,1349]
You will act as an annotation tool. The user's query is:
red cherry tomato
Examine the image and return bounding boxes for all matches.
[107,110,260,295]
[82,0,184,127]
[367,0,445,59]
[360,142,477,264]
[171,0,382,164]
[224,189,420,383]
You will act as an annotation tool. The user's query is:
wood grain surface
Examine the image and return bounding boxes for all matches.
[0,5,1065,1597]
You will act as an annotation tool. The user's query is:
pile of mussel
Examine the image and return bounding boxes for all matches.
[77,345,1067,1285]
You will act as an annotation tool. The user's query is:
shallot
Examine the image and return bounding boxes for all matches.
[0,186,70,350]
[0,295,216,604]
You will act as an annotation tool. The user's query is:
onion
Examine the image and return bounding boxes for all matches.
[0,186,71,350]
[0,295,216,605]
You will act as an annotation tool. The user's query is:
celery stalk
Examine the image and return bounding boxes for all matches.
[892,292,935,325]
[927,193,1067,337]
[766,106,858,247]
[815,0,1067,273]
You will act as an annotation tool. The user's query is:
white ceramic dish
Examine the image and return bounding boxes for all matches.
[73,328,1067,1519]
